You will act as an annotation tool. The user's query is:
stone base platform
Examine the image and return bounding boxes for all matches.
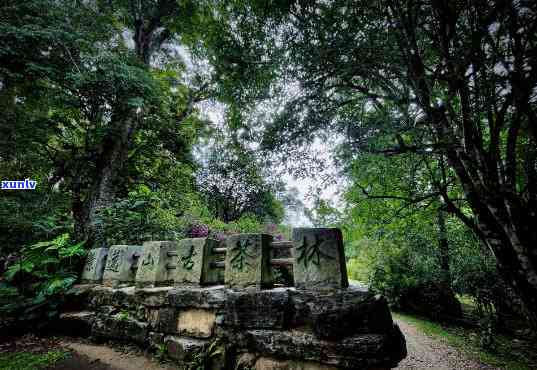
[59,284,406,369]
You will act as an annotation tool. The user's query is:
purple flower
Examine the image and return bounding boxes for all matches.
[189,223,209,238]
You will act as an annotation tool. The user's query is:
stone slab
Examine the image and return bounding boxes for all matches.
[87,286,137,309]
[102,245,143,287]
[135,241,177,288]
[177,308,216,338]
[292,228,348,290]
[92,314,148,345]
[135,287,173,307]
[146,307,177,333]
[173,238,223,286]
[57,311,95,337]
[164,335,209,362]
[225,288,291,329]
[288,286,393,339]
[229,327,405,369]
[225,234,273,289]
[167,286,226,309]
[255,357,339,370]
[81,248,108,283]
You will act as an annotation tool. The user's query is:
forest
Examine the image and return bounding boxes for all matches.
[1,1,536,369]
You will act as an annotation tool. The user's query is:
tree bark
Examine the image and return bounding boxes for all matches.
[74,112,138,247]
[437,205,451,287]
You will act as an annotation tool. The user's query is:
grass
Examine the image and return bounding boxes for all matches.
[0,350,68,370]
[393,312,536,370]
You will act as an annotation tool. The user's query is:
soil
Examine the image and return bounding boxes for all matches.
[51,341,177,370]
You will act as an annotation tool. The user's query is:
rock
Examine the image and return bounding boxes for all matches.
[146,307,177,333]
[135,241,177,288]
[288,286,394,339]
[88,286,137,309]
[135,287,172,306]
[148,331,165,349]
[164,335,209,362]
[173,238,223,286]
[225,288,291,329]
[168,286,226,309]
[254,357,339,370]
[177,309,216,338]
[57,311,95,337]
[399,281,463,320]
[230,327,405,369]
[92,314,148,344]
[64,284,96,311]
[236,353,258,368]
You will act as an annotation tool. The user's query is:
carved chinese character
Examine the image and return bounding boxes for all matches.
[230,239,254,271]
[295,234,334,268]
[105,248,123,272]
[135,241,177,288]
[181,245,197,270]
[81,248,108,283]
[292,228,349,290]
[225,234,273,289]
[102,245,143,287]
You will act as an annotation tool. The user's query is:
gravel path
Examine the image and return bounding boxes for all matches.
[395,320,499,370]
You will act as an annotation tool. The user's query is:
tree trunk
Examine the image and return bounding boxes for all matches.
[437,205,451,287]
[73,5,166,248]
[74,113,138,248]
[394,4,537,329]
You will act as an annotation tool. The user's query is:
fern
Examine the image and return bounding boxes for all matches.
[0,233,86,325]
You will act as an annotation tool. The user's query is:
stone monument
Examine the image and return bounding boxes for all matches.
[173,238,223,286]
[224,233,273,289]
[80,248,108,284]
[102,245,143,287]
[292,228,349,290]
[135,241,177,288]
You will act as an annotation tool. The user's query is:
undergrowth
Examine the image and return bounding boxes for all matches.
[0,350,68,370]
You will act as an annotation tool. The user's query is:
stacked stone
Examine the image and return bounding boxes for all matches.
[71,229,407,369]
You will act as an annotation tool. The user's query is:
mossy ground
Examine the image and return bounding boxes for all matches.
[0,350,68,370]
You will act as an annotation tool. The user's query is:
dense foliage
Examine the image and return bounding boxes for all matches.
[208,0,537,329]
[1,1,535,351]
[0,0,289,326]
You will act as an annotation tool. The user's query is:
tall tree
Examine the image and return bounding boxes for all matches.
[197,140,285,223]
[211,0,537,327]
[0,0,209,247]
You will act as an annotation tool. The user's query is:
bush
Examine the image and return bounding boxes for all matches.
[0,233,85,327]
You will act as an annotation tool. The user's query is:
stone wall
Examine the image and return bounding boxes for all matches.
[62,228,406,369]
[62,284,405,370]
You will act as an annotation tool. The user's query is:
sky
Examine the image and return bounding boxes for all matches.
[196,99,343,227]
[165,41,344,228]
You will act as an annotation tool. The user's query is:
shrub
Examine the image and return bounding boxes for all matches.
[0,233,85,327]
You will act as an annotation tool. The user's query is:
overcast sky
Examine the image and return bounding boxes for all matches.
[196,100,343,227]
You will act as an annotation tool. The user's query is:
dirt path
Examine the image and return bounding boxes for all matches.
[51,341,178,370]
[395,320,499,370]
